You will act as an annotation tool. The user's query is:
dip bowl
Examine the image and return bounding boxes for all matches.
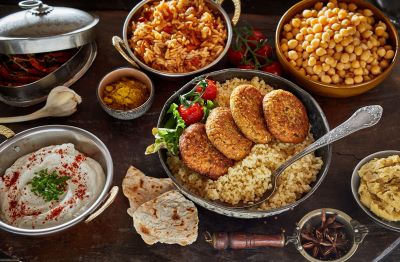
[351,150,400,232]
[0,125,117,236]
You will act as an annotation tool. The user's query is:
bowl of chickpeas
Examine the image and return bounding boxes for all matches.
[276,0,399,98]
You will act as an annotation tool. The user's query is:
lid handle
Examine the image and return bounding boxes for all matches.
[18,0,43,9]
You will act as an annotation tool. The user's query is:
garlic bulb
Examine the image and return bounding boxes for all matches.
[0,86,82,124]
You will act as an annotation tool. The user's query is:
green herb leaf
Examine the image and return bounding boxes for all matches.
[145,103,186,156]
[29,169,70,202]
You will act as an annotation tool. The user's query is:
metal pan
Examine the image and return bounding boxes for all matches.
[0,42,97,107]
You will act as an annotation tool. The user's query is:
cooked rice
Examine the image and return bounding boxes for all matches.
[167,77,324,210]
[130,0,227,73]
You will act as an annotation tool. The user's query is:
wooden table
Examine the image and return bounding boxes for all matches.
[0,8,400,262]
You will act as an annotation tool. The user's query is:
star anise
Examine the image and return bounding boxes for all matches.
[300,209,350,260]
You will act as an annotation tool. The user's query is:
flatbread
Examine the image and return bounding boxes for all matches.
[132,190,198,246]
[122,166,175,216]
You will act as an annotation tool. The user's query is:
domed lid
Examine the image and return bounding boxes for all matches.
[0,0,99,54]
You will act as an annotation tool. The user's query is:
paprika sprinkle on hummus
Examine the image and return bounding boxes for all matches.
[101,77,150,111]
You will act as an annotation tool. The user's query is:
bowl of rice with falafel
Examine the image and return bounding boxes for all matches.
[146,69,332,218]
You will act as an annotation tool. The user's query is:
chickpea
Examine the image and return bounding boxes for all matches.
[331,23,341,31]
[338,10,347,20]
[290,60,297,67]
[314,2,324,10]
[336,62,345,70]
[354,67,363,76]
[286,32,294,39]
[351,15,361,26]
[288,50,299,60]
[351,60,360,68]
[318,15,328,25]
[375,26,385,36]
[300,27,308,35]
[332,74,340,83]
[296,33,304,41]
[311,75,319,81]
[303,9,313,18]
[371,65,381,75]
[354,75,363,83]
[344,44,354,54]
[322,32,330,41]
[292,28,300,36]
[357,23,367,33]
[380,60,389,69]
[316,47,327,56]
[348,3,357,12]
[313,64,323,74]
[308,56,317,66]
[322,63,330,72]
[338,69,346,77]
[327,49,335,56]
[340,53,350,63]
[320,41,329,49]
[360,60,367,68]
[288,39,299,49]
[311,39,320,48]
[349,53,356,62]
[296,45,304,52]
[305,34,314,42]
[328,41,336,49]
[327,2,335,9]
[363,9,374,17]
[340,28,349,37]
[345,78,354,85]
[281,43,289,52]
[362,30,373,39]
[284,24,292,32]
[385,50,395,59]
[296,58,303,67]
[291,18,301,28]
[321,74,332,83]
[333,52,341,60]
[341,19,351,27]
[378,37,386,46]
[360,50,371,61]
[298,68,306,76]
[301,41,310,49]
[306,45,315,53]
[334,33,343,43]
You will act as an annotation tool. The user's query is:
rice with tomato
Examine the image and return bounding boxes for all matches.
[130,0,227,73]
[166,77,324,210]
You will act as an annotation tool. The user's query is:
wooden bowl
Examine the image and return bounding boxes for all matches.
[275,0,399,98]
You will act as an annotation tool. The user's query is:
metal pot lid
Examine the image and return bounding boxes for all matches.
[0,0,99,54]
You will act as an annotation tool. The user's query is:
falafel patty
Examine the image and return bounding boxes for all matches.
[230,84,273,144]
[262,89,309,143]
[206,107,253,160]
[179,123,234,179]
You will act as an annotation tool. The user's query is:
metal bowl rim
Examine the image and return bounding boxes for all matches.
[157,68,332,217]
[0,125,113,235]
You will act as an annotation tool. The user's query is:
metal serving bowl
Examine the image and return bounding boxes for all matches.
[97,67,154,120]
[351,150,400,232]
[275,0,399,98]
[0,125,115,236]
[0,43,97,107]
[157,69,332,219]
[112,0,241,78]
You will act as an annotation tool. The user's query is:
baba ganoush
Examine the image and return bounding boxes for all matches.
[0,143,105,229]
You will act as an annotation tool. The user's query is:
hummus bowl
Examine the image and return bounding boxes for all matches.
[0,125,115,236]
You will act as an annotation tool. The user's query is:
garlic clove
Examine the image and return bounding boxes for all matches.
[41,86,82,117]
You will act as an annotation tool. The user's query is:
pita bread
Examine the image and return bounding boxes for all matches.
[122,166,175,216]
[132,190,198,246]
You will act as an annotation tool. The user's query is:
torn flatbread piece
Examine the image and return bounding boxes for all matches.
[132,190,198,246]
[122,166,175,216]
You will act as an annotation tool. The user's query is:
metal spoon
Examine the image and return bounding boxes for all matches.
[238,105,383,209]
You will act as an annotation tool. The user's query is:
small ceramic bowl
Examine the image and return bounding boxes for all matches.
[97,67,154,120]
[351,150,400,232]
[275,0,399,98]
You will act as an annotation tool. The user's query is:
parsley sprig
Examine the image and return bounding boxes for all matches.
[30,169,70,202]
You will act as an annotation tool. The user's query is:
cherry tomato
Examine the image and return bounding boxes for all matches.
[247,30,266,49]
[227,47,245,66]
[238,63,255,69]
[178,103,204,125]
[195,79,217,100]
[261,61,283,76]
[255,44,273,62]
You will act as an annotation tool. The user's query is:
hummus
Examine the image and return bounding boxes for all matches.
[0,143,106,229]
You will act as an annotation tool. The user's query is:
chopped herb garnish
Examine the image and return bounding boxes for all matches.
[30,169,70,202]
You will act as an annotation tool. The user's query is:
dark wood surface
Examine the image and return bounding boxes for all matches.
[0,6,400,262]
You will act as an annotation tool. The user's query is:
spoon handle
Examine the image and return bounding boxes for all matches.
[275,105,383,175]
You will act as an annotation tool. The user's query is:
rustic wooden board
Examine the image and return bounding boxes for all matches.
[0,10,399,261]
